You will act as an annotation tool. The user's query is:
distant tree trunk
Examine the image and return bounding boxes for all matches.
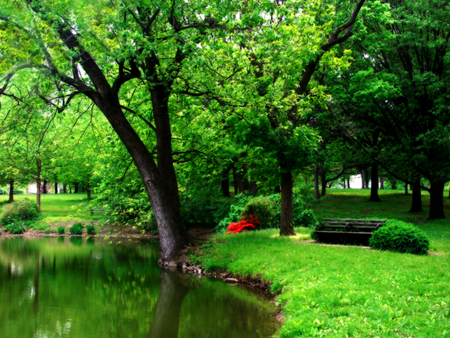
[8,180,14,203]
[69,185,72,194]
[54,176,58,194]
[280,170,295,236]
[43,180,48,194]
[409,178,423,212]
[364,169,370,189]
[369,164,381,202]
[428,181,445,220]
[404,182,408,195]
[74,182,79,193]
[248,181,258,195]
[86,181,91,199]
[220,168,231,197]
[320,168,326,196]
[63,184,67,194]
[36,159,42,211]
[379,177,384,189]
[304,176,308,185]
[360,171,365,189]
[343,179,346,189]
[314,164,320,199]
[347,178,350,189]
[391,180,397,189]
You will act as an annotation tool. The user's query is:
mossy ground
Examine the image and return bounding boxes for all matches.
[199,188,450,337]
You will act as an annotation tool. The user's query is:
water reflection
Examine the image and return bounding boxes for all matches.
[0,237,279,338]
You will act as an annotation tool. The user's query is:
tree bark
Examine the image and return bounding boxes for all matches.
[54,178,58,194]
[314,164,320,199]
[428,181,445,220]
[320,168,326,196]
[86,181,91,199]
[360,171,365,189]
[369,164,381,202]
[280,171,295,236]
[36,158,41,211]
[347,178,350,189]
[43,180,48,194]
[8,180,14,203]
[74,182,79,193]
[63,184,67,194]
[220,169,231,197]
[409,178,423,212]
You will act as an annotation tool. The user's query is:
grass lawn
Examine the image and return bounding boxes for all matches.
[0,193,101,223]
[198,188,450,337]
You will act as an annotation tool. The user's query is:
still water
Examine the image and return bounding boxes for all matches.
[0,237,279,338]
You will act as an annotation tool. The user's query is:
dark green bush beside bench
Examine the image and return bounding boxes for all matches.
[313,218,386,245]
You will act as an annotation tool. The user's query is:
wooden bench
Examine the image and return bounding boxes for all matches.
[314,218,386,245]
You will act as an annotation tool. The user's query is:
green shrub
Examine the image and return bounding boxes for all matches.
[57,226,65,234]
[6,223,27,234]
[86,224,96,235]
[369,220,430,255]
[214,194,253,233]
[44,226,51,235]
[0,199,39,225]
[294,209,318,228]
[69,223,84,235]
[241,197,274,229]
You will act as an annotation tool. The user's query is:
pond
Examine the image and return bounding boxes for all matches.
[0,237,279,338]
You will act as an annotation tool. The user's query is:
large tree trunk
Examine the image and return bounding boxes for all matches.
[428,181,445,220]
[280,171,295,236]
[369,164,381,202]
[36,158,41,211]
[314,164,320,199]
[320,167,326,196]
[409,178,423,212]
[8,179,14,203]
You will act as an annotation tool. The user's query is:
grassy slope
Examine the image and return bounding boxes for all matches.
[200,188,450,337]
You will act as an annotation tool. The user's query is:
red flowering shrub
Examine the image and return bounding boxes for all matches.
[226,214,259,234]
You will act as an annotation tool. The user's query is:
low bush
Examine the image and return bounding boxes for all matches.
[69,223,84,235]
[241,197,274,229]
[214,194,253,233]
[369,220,430,255]
[57,226,65,234]
[294,209,318,228]
[44,226,51,235]
[5,223,27,234]
[0,199,39,225]
[86,224,96,235]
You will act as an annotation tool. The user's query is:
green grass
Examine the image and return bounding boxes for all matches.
[199,188,450,337]
[0,193,100,222]
[200,229,450,338]
[312,188,450,253]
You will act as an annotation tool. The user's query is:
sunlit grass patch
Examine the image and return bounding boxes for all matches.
[200,228,450,337]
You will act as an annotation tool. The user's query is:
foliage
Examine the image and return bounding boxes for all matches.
[44,226,51,235]
[86,224,96,235]
[214,194,253,234]
[369,220,430,255]
[5,223,27,234]
[295,209,318,228]
[69,223,84,235]
[57,226,65,235]
[0,199,39,225]
[241,198,274,229]
[226,218,257,234]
